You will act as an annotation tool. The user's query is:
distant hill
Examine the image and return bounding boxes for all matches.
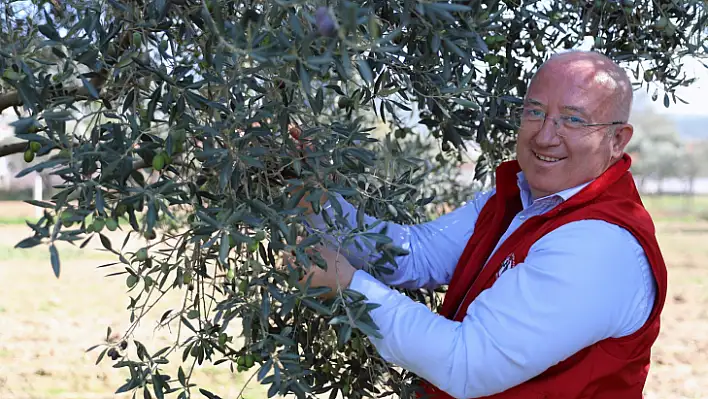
[674,115,708,141]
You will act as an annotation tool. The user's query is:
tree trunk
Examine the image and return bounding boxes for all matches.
[684,175,695,211]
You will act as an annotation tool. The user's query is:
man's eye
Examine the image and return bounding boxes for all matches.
[525,109,544,118]
[565,116,586,125]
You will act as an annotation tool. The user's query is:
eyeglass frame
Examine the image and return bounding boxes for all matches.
[513,106,627,138]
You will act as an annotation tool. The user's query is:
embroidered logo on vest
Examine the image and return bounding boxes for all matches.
[497,253,516,278]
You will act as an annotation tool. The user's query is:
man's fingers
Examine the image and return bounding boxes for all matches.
[288,124,302,140]
[280,246,321,287]
[288,123,315,152]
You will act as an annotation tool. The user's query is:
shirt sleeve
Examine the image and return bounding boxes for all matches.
[304,190,494,290]
[347,219,657,398]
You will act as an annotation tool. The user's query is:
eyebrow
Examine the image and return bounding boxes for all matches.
[524,98,590,118]
[561,105,589,117]
[524,98,544,107]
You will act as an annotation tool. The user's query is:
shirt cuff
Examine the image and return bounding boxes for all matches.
[348,269,393,310]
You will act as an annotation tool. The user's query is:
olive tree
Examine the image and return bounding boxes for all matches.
[1,0,706,398]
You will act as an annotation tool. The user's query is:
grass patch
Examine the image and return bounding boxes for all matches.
[37,300,61,312]
[0,244,114,261]
[0,215,41,225]
[45,387,67,397]
[0,219,706,399]
[0,211,180,231]
[642,194,708,213]
[641,194,708,222]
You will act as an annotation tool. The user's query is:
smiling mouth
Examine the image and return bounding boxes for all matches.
[533,151,566,163]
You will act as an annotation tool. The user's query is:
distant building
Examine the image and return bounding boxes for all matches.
[0,111,63,197]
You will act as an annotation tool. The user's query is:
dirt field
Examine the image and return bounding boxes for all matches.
[0,200,707,398]
[0,202,265,399]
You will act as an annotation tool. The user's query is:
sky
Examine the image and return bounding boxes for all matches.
[572,36,707,118]
[642,56,708,117]
[5,1,706,120]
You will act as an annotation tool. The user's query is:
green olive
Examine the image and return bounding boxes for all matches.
[253,230,266,241]
[135,248,148,261]
[152,153,165,171]
[61,211,73,227]
[24,149,35,163]
[92,218,105,232]
[238,279,248,293]
[656,17,668,30]
[126,275,138,288]
[105,219,118,231]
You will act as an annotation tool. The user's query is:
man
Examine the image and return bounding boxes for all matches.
[293,50,667,398]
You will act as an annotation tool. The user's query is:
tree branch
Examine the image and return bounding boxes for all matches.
[0,92,22,114]
[0,74,108,115]
[0,142,29,158]
[0,73,110,159]
[0,85,106,114]
[0,140,183,174]
[0,140,76,160]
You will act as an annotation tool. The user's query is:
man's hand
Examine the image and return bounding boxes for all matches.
[286,245,357,299]
[284,127,353,298]
[286,123,329,216]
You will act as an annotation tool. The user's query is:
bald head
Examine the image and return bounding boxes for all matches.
[516,50,636,198]
[529,51,633,122]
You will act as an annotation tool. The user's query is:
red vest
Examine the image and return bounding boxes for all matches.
[422,154,667,399]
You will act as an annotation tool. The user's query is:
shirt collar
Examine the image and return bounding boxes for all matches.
[516,172,593,209]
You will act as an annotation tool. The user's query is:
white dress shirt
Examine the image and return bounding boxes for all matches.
[304,172,657,398]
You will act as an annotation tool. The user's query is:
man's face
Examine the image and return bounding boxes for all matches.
[515,56,633,199]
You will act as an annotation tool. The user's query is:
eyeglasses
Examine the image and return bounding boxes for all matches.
[513,108,625,137]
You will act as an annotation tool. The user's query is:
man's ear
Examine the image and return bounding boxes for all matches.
[611,123,633,159]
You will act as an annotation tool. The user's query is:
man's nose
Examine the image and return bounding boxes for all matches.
[533,116,562,146]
